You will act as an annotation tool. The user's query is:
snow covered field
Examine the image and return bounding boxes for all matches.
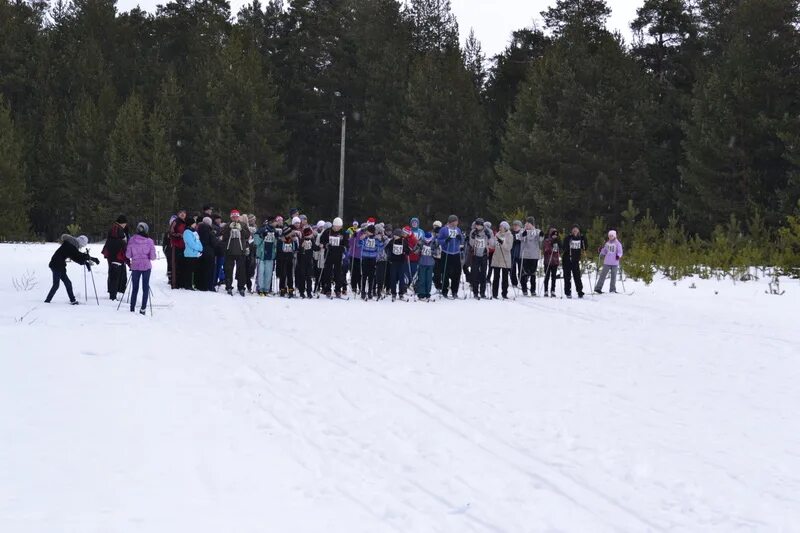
[1,242,799,532]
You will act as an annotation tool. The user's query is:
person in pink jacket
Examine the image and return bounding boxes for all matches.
[125,222,157,314]
[594,230,624,294]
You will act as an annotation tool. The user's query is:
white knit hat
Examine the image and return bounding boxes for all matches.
[608,230,617,239]
[76,235,89,248]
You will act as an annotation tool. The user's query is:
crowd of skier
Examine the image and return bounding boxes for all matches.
[44,206,626,312]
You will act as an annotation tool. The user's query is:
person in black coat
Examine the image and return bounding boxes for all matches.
[45,235,99,304]
[101,215,130,301]
[562,224,588,298]
[196,217,216,292]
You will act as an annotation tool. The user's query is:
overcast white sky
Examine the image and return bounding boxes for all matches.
[115,0,642,56]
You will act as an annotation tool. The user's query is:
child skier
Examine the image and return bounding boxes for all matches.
[542,228,561,297]
[125,222,157,314]
[386,227,412,301]
[595,230,624,294]
[374,223,389,300]
[277,217,301,297]
[44,235,99,304]
[415,232,438,301]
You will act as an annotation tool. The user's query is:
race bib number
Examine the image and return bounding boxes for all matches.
[448,229,457,239]
[282,243,293,253]
[230,228,241,240]
[475,239,486,251]
[329,236,341,247]
[608,244,617,254]
[393,244,403,255]
[422,245,432,256]
[265,233,274,243]
[365,238,376,250]
[552,244,559,253]
[303,240,312,250]
[570,240,582,250]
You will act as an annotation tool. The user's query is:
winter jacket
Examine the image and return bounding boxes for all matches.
[543,236,561,268]
[212,224,226,257]
[469,229,492,258]
[562,234,588,265]
[277,228,299,255]
[348,230,362,260]
[407,233,420,263]
[511,229,522,261]
[222,221,250,256]
[183,228,203,258]
[386,237,412,263]
[358,233,381,260]
[599,239,624,266]
[416,238,439,267]
[169,217,187,250]
[253,225,280,261]
[375,234,390,262]
[320,228,349,262]
[197,223,215,255]
[125,234,157,271]
[519,228,544,260]
[101,223,129,263]
[49,238,92,270]
[490,230,514,268]
[437,226,464,255]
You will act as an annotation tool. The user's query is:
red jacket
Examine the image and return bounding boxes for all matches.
[101,223,129,263]
[543,237,561,267]
[169,217,187,250]
[407,233,420,262]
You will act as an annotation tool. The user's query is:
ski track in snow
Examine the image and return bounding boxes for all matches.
[1,243,799,532]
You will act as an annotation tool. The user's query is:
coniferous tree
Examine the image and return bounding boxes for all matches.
[0,95,30,240]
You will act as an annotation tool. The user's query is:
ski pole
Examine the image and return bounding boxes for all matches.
[116,272,133,311]
[498,237,517,300]
[89,267,99,305]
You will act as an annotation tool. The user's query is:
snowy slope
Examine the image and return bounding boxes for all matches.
[1,243,799,532]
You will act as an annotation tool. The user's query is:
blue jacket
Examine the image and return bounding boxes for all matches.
[437,226,463,255]
[254,226,280,260]
[358,234,381,259]
[416,239,438,267]
[183,228,203,258]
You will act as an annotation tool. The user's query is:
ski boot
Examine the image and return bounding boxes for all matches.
[238,289,246,297]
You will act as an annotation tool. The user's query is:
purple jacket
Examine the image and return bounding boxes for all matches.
[126,234,157,271]
[599,239,623,266]
[347,229,363,260]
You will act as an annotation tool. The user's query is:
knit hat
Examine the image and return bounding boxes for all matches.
[76,235,89,248]
[410,217,420,226]
[324,222,332,230]
[230,209,240,217]
[299,214,308,222]
[393,228,404,237]
[352,220,360,228]
[316,220,325,229]
[116,215,128,224]
[137,222,150,234]
[608,230,617,239]
[289,207,299,216]
[433,220,443,229]
[203,217,212,226]
[333,217,343,229]
[475,218,485,227]
[291,216,301,225]
[500,221,510,230]
[367,217,376,224]
[424,231,433,240]
[571,223,581,231]
[303,227,314,237]
[375,223,385,234]
[485,221,493,229]
[526,216,535,225]
[248,214,257,226]
[447,215,458,223]
[512,220,523,227]
[402,225,412,235]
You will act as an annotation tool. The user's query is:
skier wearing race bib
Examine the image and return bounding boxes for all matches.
[468,218,491,299]
[295,225,316,298]
[319,217,349,298]
[490,221,514,299]
[543,228,561,297]
[436,215,464,298]
[562,224,587,298]
[431,220,443,290]
[595,230,624,294]
[277,217,301,297]
[374,223,390,299]
[357,224,380,300]
[253,217,281,296]
[385,227,412,301]
[519,216,544,296]
[414,232,438,301]
[221,210,251,296]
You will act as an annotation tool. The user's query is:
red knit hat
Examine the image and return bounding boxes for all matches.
[367,217,376,224]
[230,209,240,217]
[402,225,412,235]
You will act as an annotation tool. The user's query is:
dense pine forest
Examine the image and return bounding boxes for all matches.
[0,0,799,244]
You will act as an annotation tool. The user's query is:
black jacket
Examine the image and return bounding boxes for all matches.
[49,241,91,270]
[197,223,215,254]
[320,228,349,261]
[386,237,412,263]
[562,234,588,265]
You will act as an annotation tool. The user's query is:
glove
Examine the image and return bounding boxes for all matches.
[539,230,544,237]
[522,230,528,237]
[616,255,620,261]
[92,257,100,265]
[497,238,504,244]
[85,263,92,271]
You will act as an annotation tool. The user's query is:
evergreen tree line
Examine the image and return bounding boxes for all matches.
[1,0,799,247]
